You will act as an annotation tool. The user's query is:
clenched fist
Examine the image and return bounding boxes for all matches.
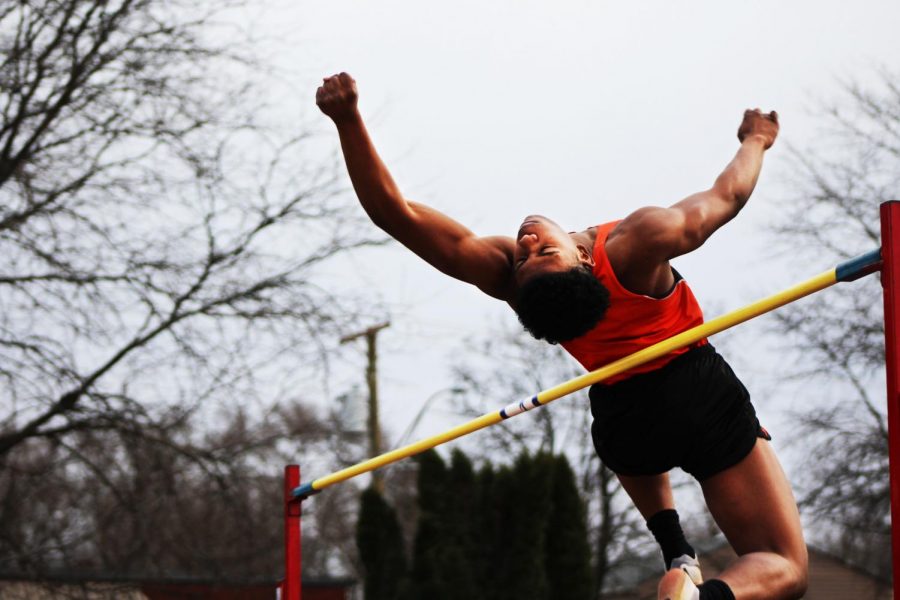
[737,108,779,149]
[316,72,359,123]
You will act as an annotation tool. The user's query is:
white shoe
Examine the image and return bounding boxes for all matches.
[670,553,703,585]
[658,568,700,600]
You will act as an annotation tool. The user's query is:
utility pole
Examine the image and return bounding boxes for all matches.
[340,321,390,492]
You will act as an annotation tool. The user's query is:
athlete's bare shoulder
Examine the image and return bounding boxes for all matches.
[456,233,517,300]
[604,212,676,297]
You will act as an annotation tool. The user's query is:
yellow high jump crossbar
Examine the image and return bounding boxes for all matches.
[293,248,882,499]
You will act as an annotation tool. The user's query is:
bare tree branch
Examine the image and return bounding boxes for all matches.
[0,0,382,581]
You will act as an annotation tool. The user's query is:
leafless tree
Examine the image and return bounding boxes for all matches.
[768,69,896,578]
[0,0,383,580]
[0,395,353,575]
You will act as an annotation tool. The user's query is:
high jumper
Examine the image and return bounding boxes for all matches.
[316,71,804,600]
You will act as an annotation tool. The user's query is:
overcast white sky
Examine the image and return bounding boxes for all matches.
[251,1,899,459]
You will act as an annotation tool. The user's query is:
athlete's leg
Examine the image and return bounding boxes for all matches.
[619,472,701,584]
[699,439,808,600]
[617,472,674,518]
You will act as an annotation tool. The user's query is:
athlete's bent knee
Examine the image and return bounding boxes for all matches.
[784,556,808,599]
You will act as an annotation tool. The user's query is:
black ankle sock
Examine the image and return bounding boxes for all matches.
[698,579,735,600]
[646,509,695,569]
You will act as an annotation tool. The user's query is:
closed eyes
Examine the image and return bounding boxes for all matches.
[514,247,558,270]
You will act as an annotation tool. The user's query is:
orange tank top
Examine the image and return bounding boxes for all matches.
[560,221,707,384]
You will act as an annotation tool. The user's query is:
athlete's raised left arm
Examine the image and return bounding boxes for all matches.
[612,109,779,269]
[316,73,516,301]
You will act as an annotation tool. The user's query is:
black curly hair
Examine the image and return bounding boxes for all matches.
[514,265,610,344]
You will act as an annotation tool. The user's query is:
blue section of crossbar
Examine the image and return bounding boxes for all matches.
[836,248,882,282]
[293,482,318,499]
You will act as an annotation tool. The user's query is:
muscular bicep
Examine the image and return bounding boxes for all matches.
[384,200,516,300]
[667,188,741,255]
[616,188,738,264]
[615,135,765,268]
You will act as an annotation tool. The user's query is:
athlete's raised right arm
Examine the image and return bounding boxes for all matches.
[316,73,514,300]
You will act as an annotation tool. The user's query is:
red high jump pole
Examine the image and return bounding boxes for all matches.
[881,200,900,595]
[283,465,302,600]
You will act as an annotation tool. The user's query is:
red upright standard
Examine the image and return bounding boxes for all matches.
[881,200,900,594]
[283,465,302,600]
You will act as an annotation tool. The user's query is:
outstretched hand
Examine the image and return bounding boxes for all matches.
[737,109,779,149]
[316,72,359,123]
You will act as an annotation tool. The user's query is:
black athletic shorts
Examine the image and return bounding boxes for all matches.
[588,343,770,481]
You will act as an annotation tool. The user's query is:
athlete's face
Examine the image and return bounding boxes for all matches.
[513,215,585,285]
